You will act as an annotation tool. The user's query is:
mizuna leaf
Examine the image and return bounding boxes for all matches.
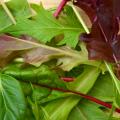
[0,74,26,120]
[0,35,104,71]
[1,4,84,48]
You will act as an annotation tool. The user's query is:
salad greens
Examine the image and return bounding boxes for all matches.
[0,0,120,119]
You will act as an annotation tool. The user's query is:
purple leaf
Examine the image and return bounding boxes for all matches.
[75,0,120,77]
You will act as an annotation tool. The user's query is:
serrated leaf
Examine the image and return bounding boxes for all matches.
[2,4,84,48]
[0,74,26,120]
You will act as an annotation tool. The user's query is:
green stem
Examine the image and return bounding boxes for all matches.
[0,0,16,24]
[105,62,120,95]
[108,104,115,120]
[70,3,90,34]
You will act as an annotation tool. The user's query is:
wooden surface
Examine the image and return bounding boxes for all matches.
[29,0,61,8]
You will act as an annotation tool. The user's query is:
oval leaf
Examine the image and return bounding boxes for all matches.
[0,74,26,120]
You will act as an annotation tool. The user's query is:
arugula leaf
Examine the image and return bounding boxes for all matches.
[0,73,26,120]
[1,4,84,47]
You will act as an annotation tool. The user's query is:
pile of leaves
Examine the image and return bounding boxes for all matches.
[0,0,120,119]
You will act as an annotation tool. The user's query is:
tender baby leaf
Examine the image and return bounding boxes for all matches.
[0,74,26,120]
[2,4,84,48]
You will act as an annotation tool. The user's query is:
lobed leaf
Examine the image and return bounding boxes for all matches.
[1,4,84,48]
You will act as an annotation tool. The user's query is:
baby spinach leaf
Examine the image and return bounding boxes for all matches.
[89,73,115,102]
[68,102,108,120]
[0,74,26,120]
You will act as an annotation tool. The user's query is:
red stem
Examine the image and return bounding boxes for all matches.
[53,0,69,18]
[61,77,74,82]
[23,81,120,113]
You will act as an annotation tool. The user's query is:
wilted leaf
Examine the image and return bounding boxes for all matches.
[0,35,103,71]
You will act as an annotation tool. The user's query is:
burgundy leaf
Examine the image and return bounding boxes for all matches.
[113,0,120,18]
[73,0,97,22]
[75,0,120,77]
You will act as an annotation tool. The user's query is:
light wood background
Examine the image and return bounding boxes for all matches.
[29,0,61,8]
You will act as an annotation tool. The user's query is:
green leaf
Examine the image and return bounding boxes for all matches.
[42,66,100,120]
[0,6,12,31]
[2,4,84,48]
[89,73,115,102]
[67,66,101,93]
[0,74,26,120]
[68,102,108,120]
[105,62,120,107]
[38,91,68,104]
[7,0,31,18]
[3,63,66,88]
[0,0,31,31]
